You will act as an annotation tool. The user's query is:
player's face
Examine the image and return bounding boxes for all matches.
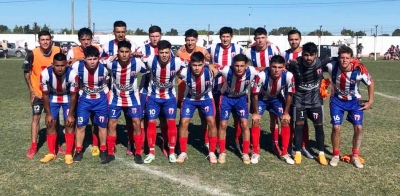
[84,56,99,70]
[339,53,353,69]
[191,61,204,76]
[113,26,127,42]
[233,61,247,76]
[220,33,232,48]
[270,62,285,79]
[79,35,92,48]
[52,60,67,76]
[288,33,301,50]
[254,34,267,48]
[117,47,131,62]
[149,32,161,46]
[302,52,317,65]
[39,35,52,50]
[158,48,171,64]
[185,37,197,50]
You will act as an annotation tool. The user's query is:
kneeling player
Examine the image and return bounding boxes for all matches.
[176,52,218,164]
[327,46,374,168]
[39,53,78,164]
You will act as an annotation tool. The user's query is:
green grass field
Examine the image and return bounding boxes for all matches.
[0,59,399,195]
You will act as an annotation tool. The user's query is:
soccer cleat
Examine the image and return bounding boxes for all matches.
[144,154,155,164]
[302,147,314,159]
[134,154,144,164]
[250,153,260,164]
[281,154,295,165]
[242,154,251,165]
[91,146,100,156]
[176,153,187,164]
[101,155,115,164]
[65,155,73,165]
[352,157,364,168]
[40,154,56,163]
[329,156,340,167]
[318,154,328,166]
[26,146,37,159]
[99,150,107,163]
[294,152,302,164]
[217,153,226,164]
[208,152,217,164]
[73,151,83,162]
[169,154,177,163]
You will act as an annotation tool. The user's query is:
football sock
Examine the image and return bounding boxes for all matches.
[31,141,37,148]
[242,140,250,154]
[92,132,99,147]
[100,145,107,151]
[65,133,75,155]
[251,126,261,154]
[179,137,188,153]
[204,128,209,144]
[352,148,360,157]
[314,125,325,152]
[234,119,242,142]
[333,149,340,156]
[281,125,290,155]
[294,124,304,151]
[219,139,226,153]
[302,122,309,147]
[209,136,218,153]
[133,135,142,155]
[47,133,57,155]
[76,146,83,152]
[147,121,157,155]
[167,119,177,154]
[106,136,117,155]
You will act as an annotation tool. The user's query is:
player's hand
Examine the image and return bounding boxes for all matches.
[45,114,54,127]
[359,101,373,110]
[131,52,143,57]
[30,91,37,105]
[109,54,118,61]
[65,115,75,127]
[281,114,291,123]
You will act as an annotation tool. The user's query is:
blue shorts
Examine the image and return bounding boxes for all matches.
[181,98,215,118]
[220,95,248,121]
[140,92,147,118]
[109,100,141,120]
[77,95,108,128]
[258,97,285,117]
[147,96,177,120]
[330,96,364,125]
[50,103,69,121]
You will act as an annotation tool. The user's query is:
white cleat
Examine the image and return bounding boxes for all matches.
[250,153,260,164]
[281,154,295,165]
[169,154,177,163]
[352,156,364,168]
[176,153,187,164]
[144,154,155,164]
[330,156,340,167]
[208,152,217,164]
[302,147,314,159]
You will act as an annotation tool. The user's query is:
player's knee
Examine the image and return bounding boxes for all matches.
[32,115,40,124]
[332,125,341,132]
[354,125,363,133]
[219,121,228,131]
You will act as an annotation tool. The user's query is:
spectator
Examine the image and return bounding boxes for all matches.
[356,43,363,60]
[2,40,8,59]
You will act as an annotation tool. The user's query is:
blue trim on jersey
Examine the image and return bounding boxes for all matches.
[281,71,287,87]
[108,40,114,56]
[267,45,273,63]
[250,46,257,66]
[145,44,151,56]
[214,43,221,63]
[285,49,290,61]
[186,66,212,99]
[349,68,358,93]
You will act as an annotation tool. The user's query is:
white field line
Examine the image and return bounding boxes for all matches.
[360,89,400,101]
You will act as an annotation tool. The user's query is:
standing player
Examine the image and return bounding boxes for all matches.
[22,30,61,158]
[101,41,148,164]
[39,53,78,164]
[71,46,109,163]
[144,40,187,164]
[327,46,374,168]
[176,52,218,164]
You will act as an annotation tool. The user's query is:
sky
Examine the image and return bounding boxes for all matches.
[0,0,399,35]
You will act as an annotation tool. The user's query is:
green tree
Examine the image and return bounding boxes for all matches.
[308,30,332,36]
[354,31,366,36]
[197,29,214,35]
[23,24,31,34]
[392,29,400,36]
[268,27,297,35]
[0,25,10,33]
[165,28,178,36]
[341,28,354,36]
[134,28,148,35]
[13,25,23,33]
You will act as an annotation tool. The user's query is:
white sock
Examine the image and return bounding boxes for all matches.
[319,151,325,155]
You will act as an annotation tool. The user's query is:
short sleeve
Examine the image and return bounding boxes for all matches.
[69,72,79,93]
[177,67,188,81]
[66,49,74,60]
[286,72,295,94]
[71,62,80,74]
[135,58,148,73]
[40,71,49,92]
[360,72,373,86]
[251,72,264,95]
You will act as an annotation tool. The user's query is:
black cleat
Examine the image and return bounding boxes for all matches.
[101,155,115,164]
[73,151,83,162]
[99,150,107,163]
[134,154,144,164]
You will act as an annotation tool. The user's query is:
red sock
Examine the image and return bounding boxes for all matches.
[242,140,250,154]
[333,149,340,156]
[31,141,38,148]
[167,119,177,154]
[76,146,83,152]
[106,136,117,155]
[64,133,75,155]
[234,119,242,142]
[302,123,309,147]
[100,145,107,151]
[147,121,157,155]
[209,136,218,153]
[273,127,279,143]
[204,129,209,144]
[251,126,261,154]
[133,135,142,155]
[47,133,57,155]
[281,125,290,155]
[179,137,188,153]
[92,132,99,147]
[352,148,360,157]
[219,139,226,153]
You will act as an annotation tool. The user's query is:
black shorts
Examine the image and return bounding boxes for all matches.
[32,97,44,116]
[293,106,324,124]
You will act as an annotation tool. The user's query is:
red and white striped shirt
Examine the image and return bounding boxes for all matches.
[101,39,140,57]
[72,61,109,99]
[282,48,302,62]
[252,70,295,100]
[245,44,281,68]
[40,66,79,103]
[219,65,258,97]
[177,66,214,101]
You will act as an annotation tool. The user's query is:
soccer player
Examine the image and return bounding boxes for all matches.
[210,54,259,164]
[176,52,218,164]
[71,46,109,163]
[22,30,61,158]
[101,41,148,164]
[39,53,78,164]
[327,46,374,168]
[144,40,187,164]
[287,42,331,165]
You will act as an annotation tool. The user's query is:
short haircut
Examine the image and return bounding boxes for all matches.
[302,42,318,54]
[84,46,100,57]
[288,29,301,38]
[190,52,205,63]
[253,27,267,36]
[38,30,51,39]
[117,40,131,50]
[78,27,93,39]
[149,25,162,34]
[54,53,67,61]
[270,55,286,64]
[158,40,172,51]
[184,29,198,38]
[219,27,233,36]
[338,45,354,57]
[113,20,127,29]
[233,54,249,64]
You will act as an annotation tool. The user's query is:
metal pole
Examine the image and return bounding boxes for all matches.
[374,25,378,61]
[207,24,210,46]
[318,25,322,57]
[71,0,74,34]
[93,23,95,35]
[88,0,91,29]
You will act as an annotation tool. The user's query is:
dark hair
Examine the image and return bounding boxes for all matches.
[219,27,233,36]
[233,54,249,64]
[184,29,198,38]
[338,45,353,57]
[149,25,162,34]
[113,20,127,29]
[38,30,51,39]
[288,29,301,38]
[117,40,131,50]
[190,52,205,63]
[302,42,318,54]
[253,27,267,36]
[270,55,286,64]
[53,52,67,61]
[78,27,93,39]
[84,46,100,57]
[157,40,172,51]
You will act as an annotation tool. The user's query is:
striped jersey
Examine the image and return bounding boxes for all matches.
[252,70,295,100]
[245,44,281,68]
[219,65,258,97]
[40,66,79,103]
[326,61,373,100]
[283,48,302,62]
[139,44,158,94]
[72,61,109,99]
[177,66,214,101]
[101,39,139,57]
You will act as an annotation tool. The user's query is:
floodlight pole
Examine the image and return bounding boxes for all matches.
[374,25,378,61]
[71,0,74,34]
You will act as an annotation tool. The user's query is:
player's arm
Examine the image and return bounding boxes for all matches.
[40,72,52,126]
[251,74,262,121]
[22,51,36,103]
[66,75,79,127]
[360,73,374,110]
